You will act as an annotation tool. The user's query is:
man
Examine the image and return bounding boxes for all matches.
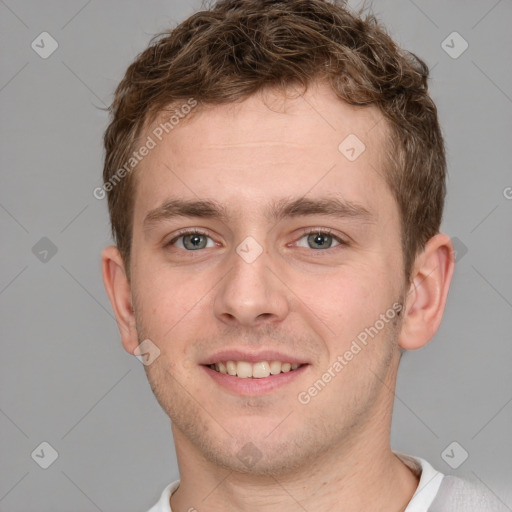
[100,1,506,510]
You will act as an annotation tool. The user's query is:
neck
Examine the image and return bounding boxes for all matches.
[170,422,418,512]
[170,352,418,511]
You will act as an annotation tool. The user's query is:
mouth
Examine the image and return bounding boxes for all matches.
[202,355,309,396]
[200,350,310,395]
[207,360,304,379]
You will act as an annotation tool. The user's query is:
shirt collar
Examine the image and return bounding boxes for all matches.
[148,452,445,512]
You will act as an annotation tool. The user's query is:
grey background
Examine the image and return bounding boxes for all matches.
[1,0,511,510]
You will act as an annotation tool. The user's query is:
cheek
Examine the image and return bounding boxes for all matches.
[295,262,398,346]
[132,261,212,347]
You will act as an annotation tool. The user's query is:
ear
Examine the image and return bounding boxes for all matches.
[101,246,139,355]
[398,233,455,350]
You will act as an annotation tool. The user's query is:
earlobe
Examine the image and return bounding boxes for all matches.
[398,233,455,351]
[101,246,139,355]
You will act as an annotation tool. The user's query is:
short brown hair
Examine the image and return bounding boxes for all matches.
[103,0,446,281]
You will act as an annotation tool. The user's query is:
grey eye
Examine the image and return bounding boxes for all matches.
[184,233,207,250]
[296,232,341,250]
[173,233,216,250]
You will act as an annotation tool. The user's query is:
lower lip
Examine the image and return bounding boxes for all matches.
[202,365,308,396]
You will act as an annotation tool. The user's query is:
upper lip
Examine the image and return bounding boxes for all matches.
[200,349,309,366]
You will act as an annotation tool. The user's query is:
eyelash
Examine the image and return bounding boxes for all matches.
[166,228,213,248]
[165,228,347,250]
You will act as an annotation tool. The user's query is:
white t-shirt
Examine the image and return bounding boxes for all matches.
[147,452,507,511]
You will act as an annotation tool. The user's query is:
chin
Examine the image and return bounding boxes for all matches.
[210,439,312,477]
[193,420,326,477]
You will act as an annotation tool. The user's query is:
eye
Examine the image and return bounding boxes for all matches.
[165,228,346,252]
[166,230,217,251]
[295,229,345,250]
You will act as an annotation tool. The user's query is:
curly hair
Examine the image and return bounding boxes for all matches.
[103,0,446,282]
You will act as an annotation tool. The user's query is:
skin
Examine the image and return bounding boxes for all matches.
[102,80,454,511]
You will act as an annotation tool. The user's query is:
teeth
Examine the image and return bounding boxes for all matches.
[226,361,237,376]
[269,360,282,375]
[210,360,302,378]
[252,361,270,378]
[236,361,252,378]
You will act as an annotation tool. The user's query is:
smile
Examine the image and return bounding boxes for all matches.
[209,360,303,378]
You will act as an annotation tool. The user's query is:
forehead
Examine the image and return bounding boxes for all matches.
[133,81,392,221]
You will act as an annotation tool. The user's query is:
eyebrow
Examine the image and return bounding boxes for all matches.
[143,196,375,231]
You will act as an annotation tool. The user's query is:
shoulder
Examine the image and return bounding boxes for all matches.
[395,452,509,512]
[428,474,510,512]
[146,480,180,512]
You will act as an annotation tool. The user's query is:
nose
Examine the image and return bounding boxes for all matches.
[213,240,290,328]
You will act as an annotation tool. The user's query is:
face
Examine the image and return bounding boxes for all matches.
[127,81,407,475]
